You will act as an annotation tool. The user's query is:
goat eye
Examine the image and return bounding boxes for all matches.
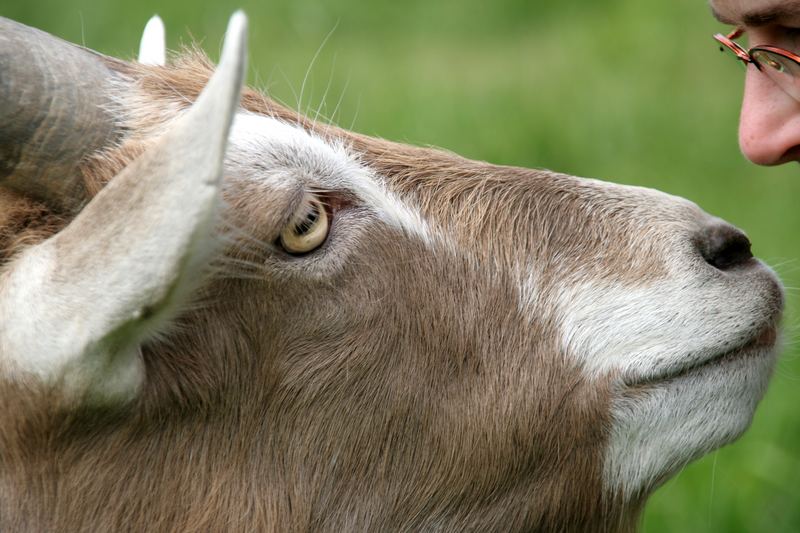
[279,194,330,254]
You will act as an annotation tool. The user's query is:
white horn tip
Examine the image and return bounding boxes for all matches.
[139,15,166,66]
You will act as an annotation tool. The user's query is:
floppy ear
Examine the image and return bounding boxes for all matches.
[139,15,166,66]
[0,12,248,405]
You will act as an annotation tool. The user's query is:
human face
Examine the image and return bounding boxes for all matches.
[710,0,800,165]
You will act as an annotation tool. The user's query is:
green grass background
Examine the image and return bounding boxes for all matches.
[3,0,798,530]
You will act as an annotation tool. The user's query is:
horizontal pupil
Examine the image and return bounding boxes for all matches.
[294,204,319,235]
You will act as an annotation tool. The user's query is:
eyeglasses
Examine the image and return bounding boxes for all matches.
[714,29,800,101]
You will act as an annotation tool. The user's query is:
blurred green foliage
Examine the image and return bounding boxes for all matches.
[4,0,798,530]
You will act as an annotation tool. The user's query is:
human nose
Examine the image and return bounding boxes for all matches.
[738,65,800,165]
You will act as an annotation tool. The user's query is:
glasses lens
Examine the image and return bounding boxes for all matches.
[752,48,800,99]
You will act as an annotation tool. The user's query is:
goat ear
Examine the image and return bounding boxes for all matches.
[138,15,166,66]
[0,12,248,405]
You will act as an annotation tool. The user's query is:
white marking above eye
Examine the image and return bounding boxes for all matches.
[226,112,434,244]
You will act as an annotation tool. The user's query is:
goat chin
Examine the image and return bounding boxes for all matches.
[0,13,783,533]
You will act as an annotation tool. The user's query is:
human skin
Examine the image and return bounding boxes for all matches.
[710,0,800,165]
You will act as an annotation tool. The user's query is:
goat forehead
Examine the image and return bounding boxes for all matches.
[223,102,700,306]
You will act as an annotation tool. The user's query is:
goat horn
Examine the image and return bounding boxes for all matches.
[139,15,166,66]
[0,17,119,214]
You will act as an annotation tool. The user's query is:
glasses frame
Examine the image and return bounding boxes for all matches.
[714,29,800,100]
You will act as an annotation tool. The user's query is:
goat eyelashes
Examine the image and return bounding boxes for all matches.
[279,194,331,255]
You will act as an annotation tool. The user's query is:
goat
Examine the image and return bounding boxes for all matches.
[0,13,784,532]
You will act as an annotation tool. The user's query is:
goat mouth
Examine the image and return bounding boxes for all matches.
[629,324,779,388]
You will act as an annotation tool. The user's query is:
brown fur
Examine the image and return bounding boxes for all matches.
[0,51,703,533]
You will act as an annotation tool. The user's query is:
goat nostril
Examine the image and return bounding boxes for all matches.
[700,224,754,270]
